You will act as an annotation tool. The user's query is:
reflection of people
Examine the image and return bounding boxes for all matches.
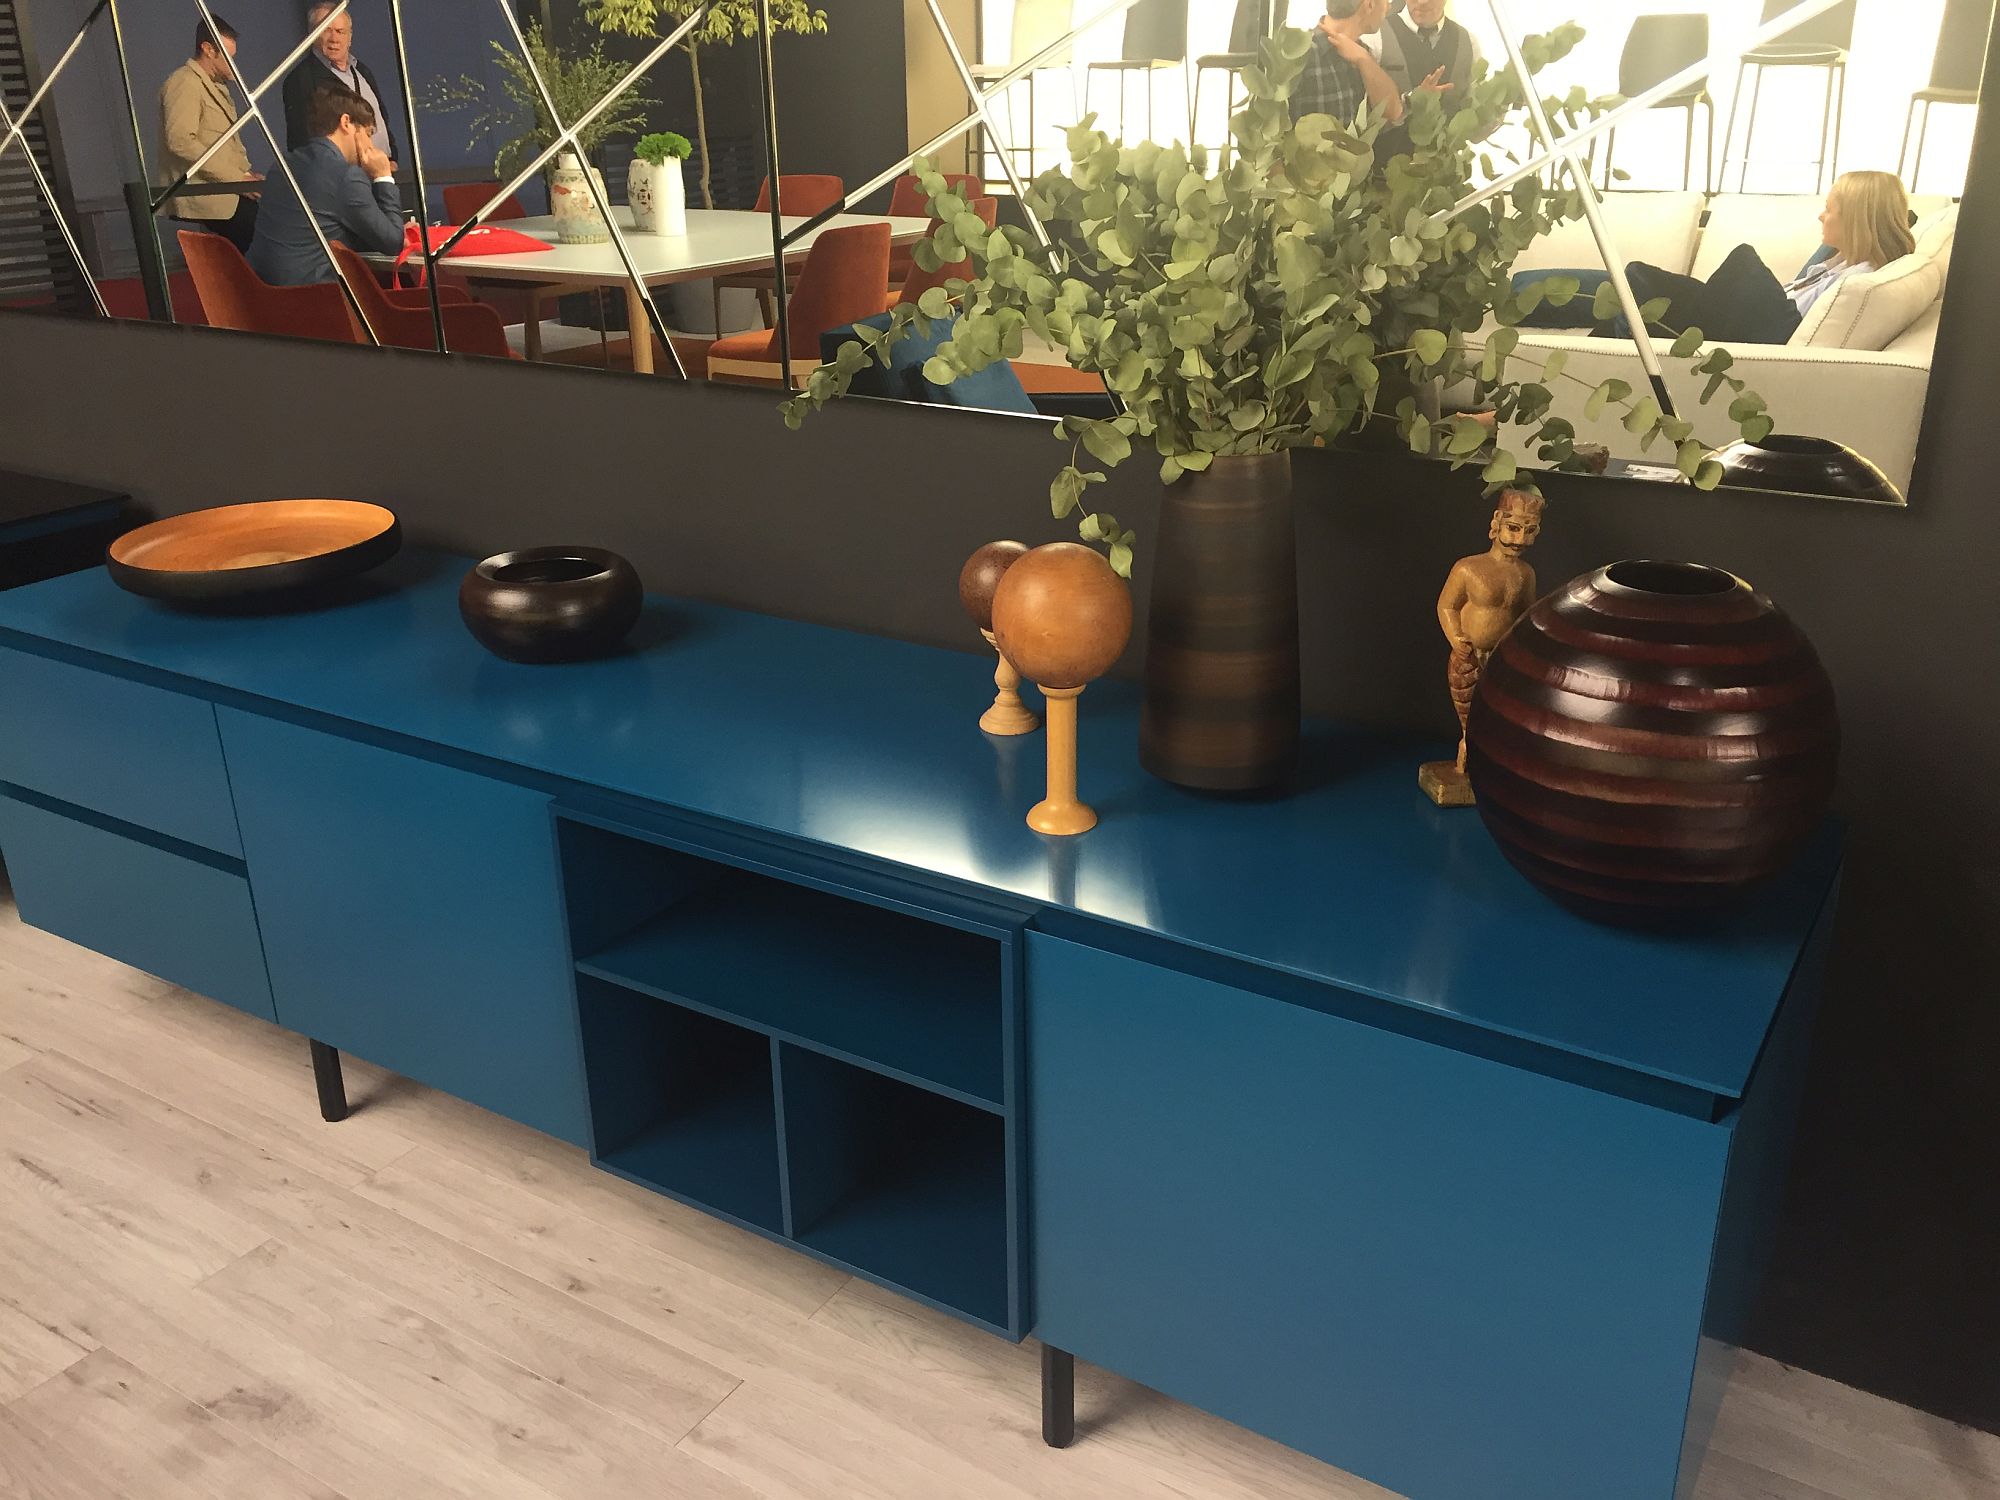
[283,2,397,165]
[248,88,403,287]
[1293,0,1420,127]
[158,16,262,254]
[1377,0,1482,104]
[1516,172,1919,344]
[1430,486,1542,791]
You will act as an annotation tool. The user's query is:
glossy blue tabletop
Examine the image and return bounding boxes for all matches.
[0,552,1838,1100]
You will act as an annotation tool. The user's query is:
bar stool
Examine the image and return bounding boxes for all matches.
[1190,54,1256,165]
[969,0,1077,182]
[1190,0,1281,166]
[1899,0,1988,193]
[1084,0,1188,144]
[1721,0,1854,194]
[1602,15,1714,193]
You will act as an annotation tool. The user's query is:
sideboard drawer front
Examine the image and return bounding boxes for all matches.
[1027,932,1732,1500]
[0,648,240,856]
[0,793,275,1022]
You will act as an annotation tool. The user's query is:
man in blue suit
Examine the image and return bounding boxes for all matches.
[247,86,405,287]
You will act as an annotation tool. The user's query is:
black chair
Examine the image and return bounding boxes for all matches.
[1191,0,1280,166]
[1603,15,1714,193]
[1721,0,1855,193]
[1900,0,1992,191]
[1085,0,1188,143]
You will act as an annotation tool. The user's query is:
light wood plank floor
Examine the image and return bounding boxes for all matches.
[1,894,1996,1500]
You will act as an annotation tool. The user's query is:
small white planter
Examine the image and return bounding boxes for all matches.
[628,156,688,237]
[550,152,609,245]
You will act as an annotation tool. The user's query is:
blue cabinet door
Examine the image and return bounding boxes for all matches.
[218,710,589,1145]
[1027,932,1734,1500]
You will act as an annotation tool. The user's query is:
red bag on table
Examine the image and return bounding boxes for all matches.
[395,222,551,285]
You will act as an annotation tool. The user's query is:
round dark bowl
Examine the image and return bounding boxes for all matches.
[107,499,401,606]
[458,547,643,664]
[1710,434,1903,504]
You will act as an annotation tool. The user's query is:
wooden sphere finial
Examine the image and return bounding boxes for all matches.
[990,543,1132,691]
[958,540,1028,633]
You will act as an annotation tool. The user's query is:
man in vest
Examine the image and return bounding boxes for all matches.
[1375,0,1492,135]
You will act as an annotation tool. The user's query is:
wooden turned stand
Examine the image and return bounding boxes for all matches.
[1027,687,1093,835]
[979,629,1040,736]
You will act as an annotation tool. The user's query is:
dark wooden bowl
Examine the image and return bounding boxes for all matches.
[1711,435,1903,504]
[1465,560,1840,917]
[458,547,643,664]
[106,499,401,604]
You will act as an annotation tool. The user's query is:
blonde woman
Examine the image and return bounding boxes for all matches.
[1514,171,1919,344]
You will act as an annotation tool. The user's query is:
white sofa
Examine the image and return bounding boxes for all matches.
[1496,192,1956,497]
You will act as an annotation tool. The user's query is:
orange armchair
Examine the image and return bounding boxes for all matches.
[887,172,984,291]
[894,197,998,312]
[707,222,890,386]
[178,230,358,343]
[712,173,848,334]
[330,243,515,357]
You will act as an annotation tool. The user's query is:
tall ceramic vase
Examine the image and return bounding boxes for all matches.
[1139,451,1301,792]
[550,152,608,245]
[627,157,688,236]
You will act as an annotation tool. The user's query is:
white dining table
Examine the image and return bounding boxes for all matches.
[415,208,934,375]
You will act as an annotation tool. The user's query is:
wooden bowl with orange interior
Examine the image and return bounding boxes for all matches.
[106,499,401,605]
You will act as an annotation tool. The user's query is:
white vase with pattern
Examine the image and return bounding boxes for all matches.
[550,153,609,245]
[628,157,687,237]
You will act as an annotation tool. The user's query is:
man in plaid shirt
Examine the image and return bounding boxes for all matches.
[1291,0,1450,128]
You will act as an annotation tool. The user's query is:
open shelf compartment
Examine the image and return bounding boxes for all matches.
[555,810,1025,1338]
[573,975,784,1235]
[779,1045,1012,1331]
[562,818,1007,1108]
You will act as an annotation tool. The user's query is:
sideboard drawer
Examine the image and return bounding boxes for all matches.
[0,647,241,856]
[0,792,275,1022]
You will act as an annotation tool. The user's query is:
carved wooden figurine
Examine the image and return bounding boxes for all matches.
[958,540,1040,735]
[990,543,1133,836]
[1420,486,1545,807]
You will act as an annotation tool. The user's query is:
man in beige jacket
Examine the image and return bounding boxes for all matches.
[159,15,261,253]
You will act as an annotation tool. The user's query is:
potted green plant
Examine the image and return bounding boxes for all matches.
[784,24,1774,792]
[426,23,656,243]
[630,130,694,235]
[585,0,829,209]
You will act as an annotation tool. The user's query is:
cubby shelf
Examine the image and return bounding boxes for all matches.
[794,1117,1010,1329]
[573,977,786,1234]
[558,813,1024,1338]
[577,872,1005,1109]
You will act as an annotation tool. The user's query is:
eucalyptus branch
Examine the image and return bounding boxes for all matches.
[781,19,1777,560]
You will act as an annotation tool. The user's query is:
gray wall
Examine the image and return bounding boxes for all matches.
[2,9,1998,1443]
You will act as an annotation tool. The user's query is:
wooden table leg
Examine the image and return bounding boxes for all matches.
[625,281,654,375]
[525,289,545,361]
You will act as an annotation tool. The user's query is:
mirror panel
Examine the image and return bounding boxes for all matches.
[2,0,1988,502]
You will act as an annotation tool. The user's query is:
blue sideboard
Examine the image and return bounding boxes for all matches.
[0,550,1839,1500]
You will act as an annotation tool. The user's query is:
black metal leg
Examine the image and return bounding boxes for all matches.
[1042,1343,1075,1448]
[309,1039,348,1123]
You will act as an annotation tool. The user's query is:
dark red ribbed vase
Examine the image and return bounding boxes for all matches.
[1465,560,1839,914]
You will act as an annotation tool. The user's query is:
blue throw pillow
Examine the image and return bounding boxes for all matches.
[820,313,1037,415]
